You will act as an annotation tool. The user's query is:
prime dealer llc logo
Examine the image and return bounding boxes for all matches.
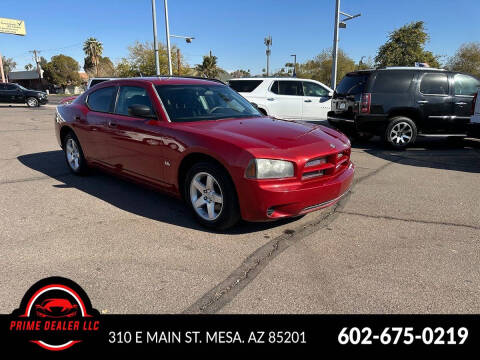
[9,277,100,351]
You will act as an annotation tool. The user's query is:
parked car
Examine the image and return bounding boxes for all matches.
[328,67,480,148]
[59,77,118,105]
[0,82,48,107]
[228,77,334,121]
[55,77,354,229]
[467,89,480,138]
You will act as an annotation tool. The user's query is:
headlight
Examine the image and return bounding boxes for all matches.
[245,159,295,179]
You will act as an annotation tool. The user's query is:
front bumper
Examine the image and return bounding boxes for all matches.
[238,162,355,221]
[39,97,48,105]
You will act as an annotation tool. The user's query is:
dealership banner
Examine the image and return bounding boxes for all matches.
[0,18,26,36]
[0,277,478,354]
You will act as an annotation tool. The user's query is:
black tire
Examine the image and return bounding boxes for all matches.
[63,132,89,175]
[26,97,39,107]
[185,161,240,230]
[384,116,417,149]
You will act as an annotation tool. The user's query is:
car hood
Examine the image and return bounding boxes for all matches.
[181,116,350,157]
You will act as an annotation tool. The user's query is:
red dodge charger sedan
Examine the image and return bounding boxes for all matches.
[55,77,354,229]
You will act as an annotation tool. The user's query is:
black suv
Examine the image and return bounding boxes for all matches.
[328,68,480,148]
[0,83,48,107]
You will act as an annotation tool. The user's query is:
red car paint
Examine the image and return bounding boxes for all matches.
[55,77,354,222]
[35,298,79,318]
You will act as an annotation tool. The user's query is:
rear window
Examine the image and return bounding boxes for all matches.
[270,81,304,96]
[371,71,414,93]
[336,73,369,95]
[228,80,262,93]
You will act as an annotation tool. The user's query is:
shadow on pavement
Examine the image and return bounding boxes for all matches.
[17,150,299,235]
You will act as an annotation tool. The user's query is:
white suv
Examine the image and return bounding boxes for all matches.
[467,88,480,138]
[228,77,333,121]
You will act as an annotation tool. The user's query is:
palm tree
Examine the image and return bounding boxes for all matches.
[195,54,218,78]
[83,37,103,77]
[24,63,34,71]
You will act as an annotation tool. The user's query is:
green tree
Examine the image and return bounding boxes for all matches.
[120,41,188,76]
[83,37,103,76]
[43,54,81,90]
[296,49,355,86]
[84,56,115,77]
[24,63,34,71]
[355,56,374,70]
[2,56,16,77]
[230,69,251,78]
[375,21,440,68]
[195,54,219,78]
[447,42,480,78]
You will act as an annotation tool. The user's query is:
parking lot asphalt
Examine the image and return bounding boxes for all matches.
[1,104,479,314]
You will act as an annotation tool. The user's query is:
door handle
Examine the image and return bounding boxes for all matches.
[455,102,467,106]
[267,98,275,101]
[108,121,117,127]
[304,99,312,103]
[417,100,428,104]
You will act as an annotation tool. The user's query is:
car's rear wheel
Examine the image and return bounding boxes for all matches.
[384,117,417,149]
[26,97,39,107]
[185,162,240,230]
[63,132,88,175]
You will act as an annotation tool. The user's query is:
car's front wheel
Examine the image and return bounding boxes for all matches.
[185,162,240,230]
[26,97,39,107]
[63,132,88,175]
[384,116,417,149]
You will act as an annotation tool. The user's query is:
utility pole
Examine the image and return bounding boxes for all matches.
[0,52,5,83]
[290,54,297,77]
[177,48,181,75]
[264,36,272,76]
[331,0,361,89]
[152,0,160,76]
[29,50,41,79]
[164,0,173,75]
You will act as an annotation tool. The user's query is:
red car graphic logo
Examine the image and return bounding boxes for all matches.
[35,298,79,318]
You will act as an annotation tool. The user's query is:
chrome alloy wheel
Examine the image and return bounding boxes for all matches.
[189,172,224,221]
[27,97,38,107]
[65,138,81,171]
[389,121,413,145]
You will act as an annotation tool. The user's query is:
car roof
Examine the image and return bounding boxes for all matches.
[95,76,225,87]
[229,77,315,81]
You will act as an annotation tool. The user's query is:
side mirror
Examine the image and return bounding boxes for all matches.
[128,104,155,118]
[328,90,334,98]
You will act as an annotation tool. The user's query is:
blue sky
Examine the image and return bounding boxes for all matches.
[2,0,479,74]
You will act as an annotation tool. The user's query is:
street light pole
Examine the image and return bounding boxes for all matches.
[151,0,160,76]
[331,0,341,90]
[331,0,361,90]
[164,0,173,75]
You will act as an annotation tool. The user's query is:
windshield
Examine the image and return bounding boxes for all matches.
[17,84,28,91]
[155,84,262,122]
[336,73,369,96]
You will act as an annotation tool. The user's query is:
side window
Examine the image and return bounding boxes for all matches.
[270,81,279,94]
[115,86,154,117]
[372,71,414,93]
[86,86,117,113]
[454,74,480,96]
[420,73,449,95]
[302,81,329,97]
[6,84,18,90]
[0,84,6,90]
[276,81,303,96]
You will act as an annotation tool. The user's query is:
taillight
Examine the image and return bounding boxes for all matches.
[473,93,477,115]
[360,93,371,114]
